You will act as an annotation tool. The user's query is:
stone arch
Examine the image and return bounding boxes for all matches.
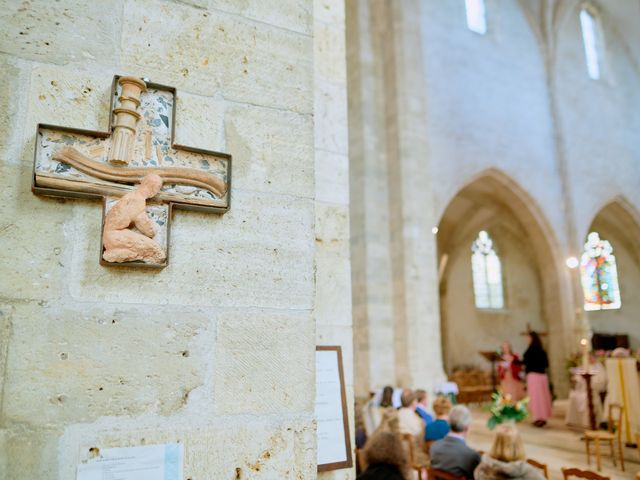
[583,196,640,348]
[436,168,573,395]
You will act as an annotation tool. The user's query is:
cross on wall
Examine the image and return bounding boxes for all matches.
[32,75,232,268]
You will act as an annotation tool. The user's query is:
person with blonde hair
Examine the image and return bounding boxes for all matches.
[474,423,544,480]
[425,395,451,441]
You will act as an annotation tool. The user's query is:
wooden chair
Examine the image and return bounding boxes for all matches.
[584,403,625,472]
[427,468,465,480]
[355,447,367,473]
[526,458,549,479]
[561,467,610,480]
[401,433,429,478]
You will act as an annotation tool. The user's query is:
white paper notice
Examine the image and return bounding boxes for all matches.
[77,443,183,480]
[315,349,347,466]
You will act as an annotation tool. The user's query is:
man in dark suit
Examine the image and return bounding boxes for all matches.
[429,405,480,479]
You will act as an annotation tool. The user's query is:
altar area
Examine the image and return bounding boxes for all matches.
[467,400,640,479]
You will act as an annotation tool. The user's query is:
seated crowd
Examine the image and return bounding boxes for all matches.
[357,387,544,480]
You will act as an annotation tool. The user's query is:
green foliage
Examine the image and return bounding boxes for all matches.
[486,391,529,430]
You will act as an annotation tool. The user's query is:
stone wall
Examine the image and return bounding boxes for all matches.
[314,0,355,478]
[347,0,640,397]
[0,0,353,478]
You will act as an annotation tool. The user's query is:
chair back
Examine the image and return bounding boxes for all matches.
[526,458,548,479]
[607,403,623,439]
[355,447,367,473]
[561,467,610,480]
[401,433,416,464]
[427,468,466,480]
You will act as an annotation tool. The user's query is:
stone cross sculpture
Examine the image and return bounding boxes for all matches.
[32,75,231,268]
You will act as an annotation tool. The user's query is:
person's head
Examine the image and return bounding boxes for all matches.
[432,395,452,417]
[400,389,416,409]
[489,423,526,462]
[380,386,394,408]
[378,408,400,435]
[415,389,428,407]
[139,173,163,198]
[449,405,472,434]
[363,431,408,476]
[528,331,543,349]
[501,341,512,355]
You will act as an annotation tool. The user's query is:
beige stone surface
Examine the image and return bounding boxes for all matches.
[121,0,313,113]
[214,311,315,415]
[0,0,329,477]
[174,91,226,152]
[65,190,315,309]
[210,0,313,35]
[2,301,212,425]
[0,0,123,65]
[314,0,354,478]
[225,104,314,197]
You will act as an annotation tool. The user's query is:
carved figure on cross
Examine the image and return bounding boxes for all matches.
[32,75,232,268]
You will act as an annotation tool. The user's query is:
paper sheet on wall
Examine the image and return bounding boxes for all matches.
[77,443,183,480]
[315,349,348,466]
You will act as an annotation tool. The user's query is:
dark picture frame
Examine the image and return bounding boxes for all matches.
[316,345,353,472]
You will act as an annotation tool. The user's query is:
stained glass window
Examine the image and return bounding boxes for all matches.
[580,232,622,311]
[465,0,487,34]
[471,231,504,309]
[580,8,602,80]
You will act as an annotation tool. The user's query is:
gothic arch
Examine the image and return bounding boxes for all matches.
[437,169,573,395]
[583,197,640,342]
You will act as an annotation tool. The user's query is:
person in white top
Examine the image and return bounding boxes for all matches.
[397,389,425,437]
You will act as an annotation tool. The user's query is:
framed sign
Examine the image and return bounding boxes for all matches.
[315,346,353,472]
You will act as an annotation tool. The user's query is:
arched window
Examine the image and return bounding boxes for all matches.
[471,231,504,309]
[580,232,621,311]
[465,0,487,35]
[579,7,603,80]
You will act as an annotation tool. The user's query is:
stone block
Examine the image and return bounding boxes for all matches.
[210,0,312,35]
[0,163,71,302]
[65,190,315,310]
[1,302,213,425]
[314,0,345,26]
[225,104,314,198]
[315,150,349,205]
[24,63,113,150]
[174,91,226,153]
[58,415,316,479]
[214,311,315,415]
[0,54,31,164]
[0,0,123,65]
[121,0,313,113]
[315,78,348,154]
[0,426,59,480]
[314,21,346,85]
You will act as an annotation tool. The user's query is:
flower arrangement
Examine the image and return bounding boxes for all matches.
[486,391,529,430]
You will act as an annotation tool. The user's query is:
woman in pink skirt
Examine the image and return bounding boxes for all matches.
[523,331,553,427]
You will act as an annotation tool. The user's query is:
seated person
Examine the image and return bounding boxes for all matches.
[363,386,394,436]
[425,395,451,441]
[430,405,480,479]
[357,431,409,480]
[474,423,544,480]
[415,389,433,425]
[398,389,428,467]
[398,389,425,437]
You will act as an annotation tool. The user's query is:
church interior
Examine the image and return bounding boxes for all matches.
[0,0,639,479]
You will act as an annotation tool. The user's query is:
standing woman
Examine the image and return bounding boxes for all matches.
[523,331,553,427]
[498,341,525,401]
